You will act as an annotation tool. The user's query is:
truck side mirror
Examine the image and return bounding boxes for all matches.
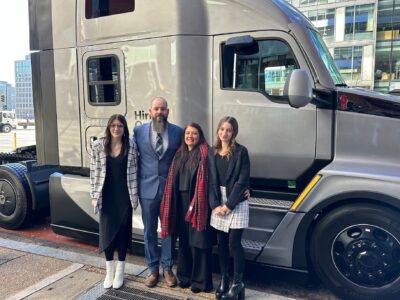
[287,69,313,108]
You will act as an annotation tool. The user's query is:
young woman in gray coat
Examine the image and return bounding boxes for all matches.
[90,114,139,289]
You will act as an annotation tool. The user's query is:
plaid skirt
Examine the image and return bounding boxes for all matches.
[210,186,249,233]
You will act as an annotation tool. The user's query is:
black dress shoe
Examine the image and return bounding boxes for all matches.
[191,286,201,293]
[178,281,190,288]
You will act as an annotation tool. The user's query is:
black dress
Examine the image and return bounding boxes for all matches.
[99,153,132,253]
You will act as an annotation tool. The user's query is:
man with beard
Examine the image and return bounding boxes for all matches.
[134,97,183,288]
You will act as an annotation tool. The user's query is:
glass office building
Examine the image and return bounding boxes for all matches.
[287,0,400,93]
[15,55,34,119]
[0,81,15,111]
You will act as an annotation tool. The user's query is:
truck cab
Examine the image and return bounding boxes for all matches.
[0,110,17,133]
[1,1,399,299]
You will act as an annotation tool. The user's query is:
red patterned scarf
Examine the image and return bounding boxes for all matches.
[160,143,209,237]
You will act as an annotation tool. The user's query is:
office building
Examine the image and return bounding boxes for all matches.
[287,0,400,93]
[0,81,15,111]
[15,55,34,119]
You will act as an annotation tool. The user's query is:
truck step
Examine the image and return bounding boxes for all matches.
[241,190,297,258]
[248,197,294,210]
[242,238,264,251]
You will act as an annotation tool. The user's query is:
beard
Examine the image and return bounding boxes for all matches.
[152,115,167,133]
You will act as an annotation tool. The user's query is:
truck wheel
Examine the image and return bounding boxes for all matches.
[2,125,12,133]
[310,203,400,300]
[0,164,31,229]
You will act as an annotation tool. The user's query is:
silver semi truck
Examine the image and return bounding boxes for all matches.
[0,1,399,299]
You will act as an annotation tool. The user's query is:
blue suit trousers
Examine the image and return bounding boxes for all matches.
[140,187,173,273]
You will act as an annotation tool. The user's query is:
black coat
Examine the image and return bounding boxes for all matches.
[208,144,250,210]
[171,150,216,249]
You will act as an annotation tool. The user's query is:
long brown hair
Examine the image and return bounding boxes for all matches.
[213,116,238,159]
[103,114,130,156]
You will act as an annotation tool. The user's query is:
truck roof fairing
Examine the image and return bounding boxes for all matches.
[30,0,314,51]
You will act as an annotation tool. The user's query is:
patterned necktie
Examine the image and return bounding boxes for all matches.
[155,133,163,158]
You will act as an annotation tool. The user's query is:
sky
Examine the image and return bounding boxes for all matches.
[0,0,30,86]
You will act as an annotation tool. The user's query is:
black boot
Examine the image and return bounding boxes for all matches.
[221,273,245,300]
[215,274,229,299]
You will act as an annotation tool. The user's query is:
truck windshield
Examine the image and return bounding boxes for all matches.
[308,29,346,86]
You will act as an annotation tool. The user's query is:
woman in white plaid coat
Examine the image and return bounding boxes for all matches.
[90,114,138,290]
[209,116,250,300]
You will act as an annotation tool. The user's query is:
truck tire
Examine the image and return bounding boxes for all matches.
[2,125,12,133]
[0,164,31,229]
[310,203,400,300]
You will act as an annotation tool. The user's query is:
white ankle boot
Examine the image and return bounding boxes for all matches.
[104,260,114,289]
[113,261,125,289]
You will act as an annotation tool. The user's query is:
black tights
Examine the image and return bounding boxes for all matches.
[217,229,244,275]
[104,221,130,261]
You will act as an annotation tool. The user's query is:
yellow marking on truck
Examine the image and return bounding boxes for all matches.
[291,175,322,211]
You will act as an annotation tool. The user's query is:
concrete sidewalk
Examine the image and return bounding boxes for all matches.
[0,237,294,300]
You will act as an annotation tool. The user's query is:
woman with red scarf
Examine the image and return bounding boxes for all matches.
[160,122,215,293]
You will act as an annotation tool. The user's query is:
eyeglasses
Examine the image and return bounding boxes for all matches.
[110,124,124,129]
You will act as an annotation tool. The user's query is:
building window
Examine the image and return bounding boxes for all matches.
[377,0,400,40]
[308,9,335,43]
[85,0,134,19]
[334,46,363,82]
[300,0,327,7]
[345,4,375,41]
[375,40,400,84]
[87,55,121,105]
[222,39,298,98]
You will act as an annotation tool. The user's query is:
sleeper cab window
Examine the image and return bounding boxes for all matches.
[221,39,299,99]
[87,55,121,105]
[85,0,135,19]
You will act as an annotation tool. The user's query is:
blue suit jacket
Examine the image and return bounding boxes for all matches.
[134,122,183,200]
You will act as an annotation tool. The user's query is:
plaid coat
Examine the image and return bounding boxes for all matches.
[90,138,139,214]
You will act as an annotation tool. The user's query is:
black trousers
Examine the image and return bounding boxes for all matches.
[217,229,245,275]
[104,214,130,261]
[176,191,213,291]
[177,217,213,290]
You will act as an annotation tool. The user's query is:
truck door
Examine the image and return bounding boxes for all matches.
[80,49,127,166]
[213,31,316,187]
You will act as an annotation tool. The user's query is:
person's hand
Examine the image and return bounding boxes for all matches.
[244,189,251,199]
[221,205,231,215]
[213,206,225,216]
